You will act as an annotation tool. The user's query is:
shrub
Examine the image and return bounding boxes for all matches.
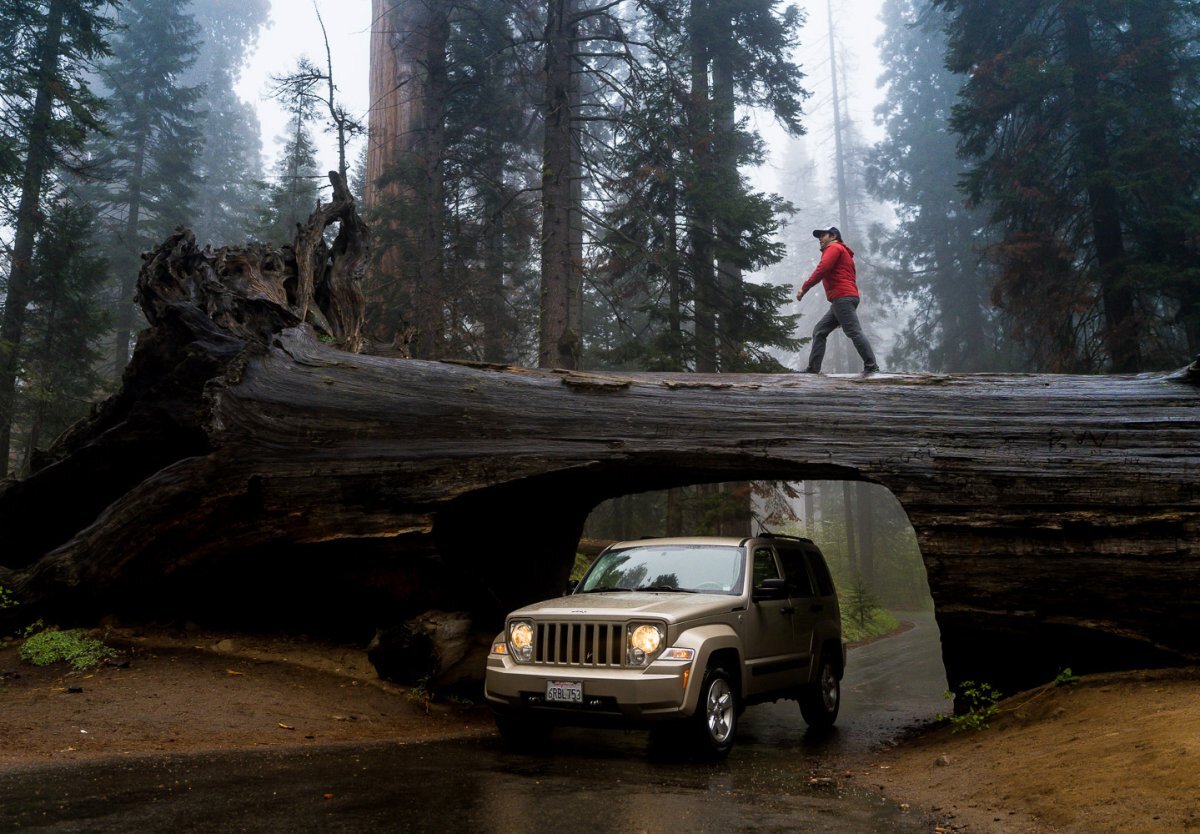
[939,680,1002,732]
[1053,667,1079,687]
[842,573,882,628]
[19,628,117,671]
[0,585,15,610]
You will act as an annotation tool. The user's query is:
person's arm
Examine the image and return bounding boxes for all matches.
[797,244,841,300]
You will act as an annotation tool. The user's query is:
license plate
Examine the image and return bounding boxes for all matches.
[546,680,582,704]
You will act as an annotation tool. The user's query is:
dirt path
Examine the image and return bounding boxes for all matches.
[2,626,1198,833]
[0,627,494,767]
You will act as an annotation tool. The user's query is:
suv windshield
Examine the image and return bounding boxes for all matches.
[577,544,745,595]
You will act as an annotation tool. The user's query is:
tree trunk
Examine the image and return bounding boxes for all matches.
[688,2,717,373]
[364,0,448,352]
[666,188,684,370]
[480,146,508,364]
[0,0,66,477]
[0,191,1196,695]
[712,26,743,370]
[1061,1,1139,373]
[855,481,875,585]
[842,479,859,574]
[539,0,583,370]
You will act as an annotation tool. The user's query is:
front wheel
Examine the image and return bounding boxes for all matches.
[799,657,840,729]
[692,665,738,757]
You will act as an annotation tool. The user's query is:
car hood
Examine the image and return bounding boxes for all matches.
[508,592,741,623]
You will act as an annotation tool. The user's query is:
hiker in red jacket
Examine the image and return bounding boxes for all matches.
[796,225,880,375]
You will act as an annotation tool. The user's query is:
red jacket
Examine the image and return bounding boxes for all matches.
[801,240,859,301]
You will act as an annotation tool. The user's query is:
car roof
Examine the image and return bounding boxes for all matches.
[603,535,817,551]
[605,536,747,549]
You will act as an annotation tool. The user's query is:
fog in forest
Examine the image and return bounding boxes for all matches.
[3,0,1199,483]
[583,481,935,632]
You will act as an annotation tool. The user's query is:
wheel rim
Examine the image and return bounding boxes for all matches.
[705,678,735,743]
[820,663,839,712]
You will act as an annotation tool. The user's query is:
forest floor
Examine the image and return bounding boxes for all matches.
[1,624,1198,833]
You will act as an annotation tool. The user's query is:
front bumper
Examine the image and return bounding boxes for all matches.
[484,652,695,724]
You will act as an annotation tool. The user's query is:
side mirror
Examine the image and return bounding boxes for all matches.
[566,578,579,595]
[752,577,787,601]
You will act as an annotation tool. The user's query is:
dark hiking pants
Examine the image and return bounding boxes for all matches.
[805,296,879,373]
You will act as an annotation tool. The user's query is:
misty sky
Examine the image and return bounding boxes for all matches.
[235,1,371,171]
[235,0,887,184]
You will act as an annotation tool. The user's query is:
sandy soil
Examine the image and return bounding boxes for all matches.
[0,625,495,768]
[2,625,1197,833]
[864,667,1200,833]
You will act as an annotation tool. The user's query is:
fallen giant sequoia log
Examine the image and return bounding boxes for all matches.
[1,174,1198,693]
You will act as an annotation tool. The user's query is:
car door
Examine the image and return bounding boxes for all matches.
[743,546,805,696]
[777,546,819,668]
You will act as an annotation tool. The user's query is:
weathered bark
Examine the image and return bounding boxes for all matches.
[0,188,1198,693]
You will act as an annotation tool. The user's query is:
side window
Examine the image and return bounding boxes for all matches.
[778,549,816,597]
[805,549,836,597]
[752,547,780,589]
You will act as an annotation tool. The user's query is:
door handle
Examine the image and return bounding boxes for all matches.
[780,606,795,616]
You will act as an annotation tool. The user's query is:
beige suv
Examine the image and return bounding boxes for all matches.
[484,534,844,756]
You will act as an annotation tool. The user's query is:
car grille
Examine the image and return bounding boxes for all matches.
[534,621,624,667]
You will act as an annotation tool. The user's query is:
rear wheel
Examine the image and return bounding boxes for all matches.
[799,657,840,729]
[692,665,738,757]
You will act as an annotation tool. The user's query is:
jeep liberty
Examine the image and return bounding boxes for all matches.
[484,535,844,756]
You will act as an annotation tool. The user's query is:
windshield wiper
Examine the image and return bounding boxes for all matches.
[580,586,635,593]
[635,585,696,593]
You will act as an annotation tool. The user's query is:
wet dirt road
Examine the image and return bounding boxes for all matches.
[0,615,948,833]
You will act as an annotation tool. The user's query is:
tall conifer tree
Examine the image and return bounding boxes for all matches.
[18,197,110,470]
[866,0,997,372]
[90,0,204,376]
[0,0,112,476]
[935,0,1200,371]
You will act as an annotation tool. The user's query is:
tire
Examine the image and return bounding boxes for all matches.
[494,712,553,750]
[692,665,738,757]
[799,656,840,729]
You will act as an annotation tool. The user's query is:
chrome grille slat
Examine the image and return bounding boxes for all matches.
[533,621,623,667]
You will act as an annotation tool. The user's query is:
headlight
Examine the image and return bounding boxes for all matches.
[509,621,534,662]
[628,624,663,666]
[631,624,662,653]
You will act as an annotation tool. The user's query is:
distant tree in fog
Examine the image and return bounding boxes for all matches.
[256,98,322,245]
[17,197,110,469]
[187,0,271,246]
[866,0,1000,372]
[86,0,205,376]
